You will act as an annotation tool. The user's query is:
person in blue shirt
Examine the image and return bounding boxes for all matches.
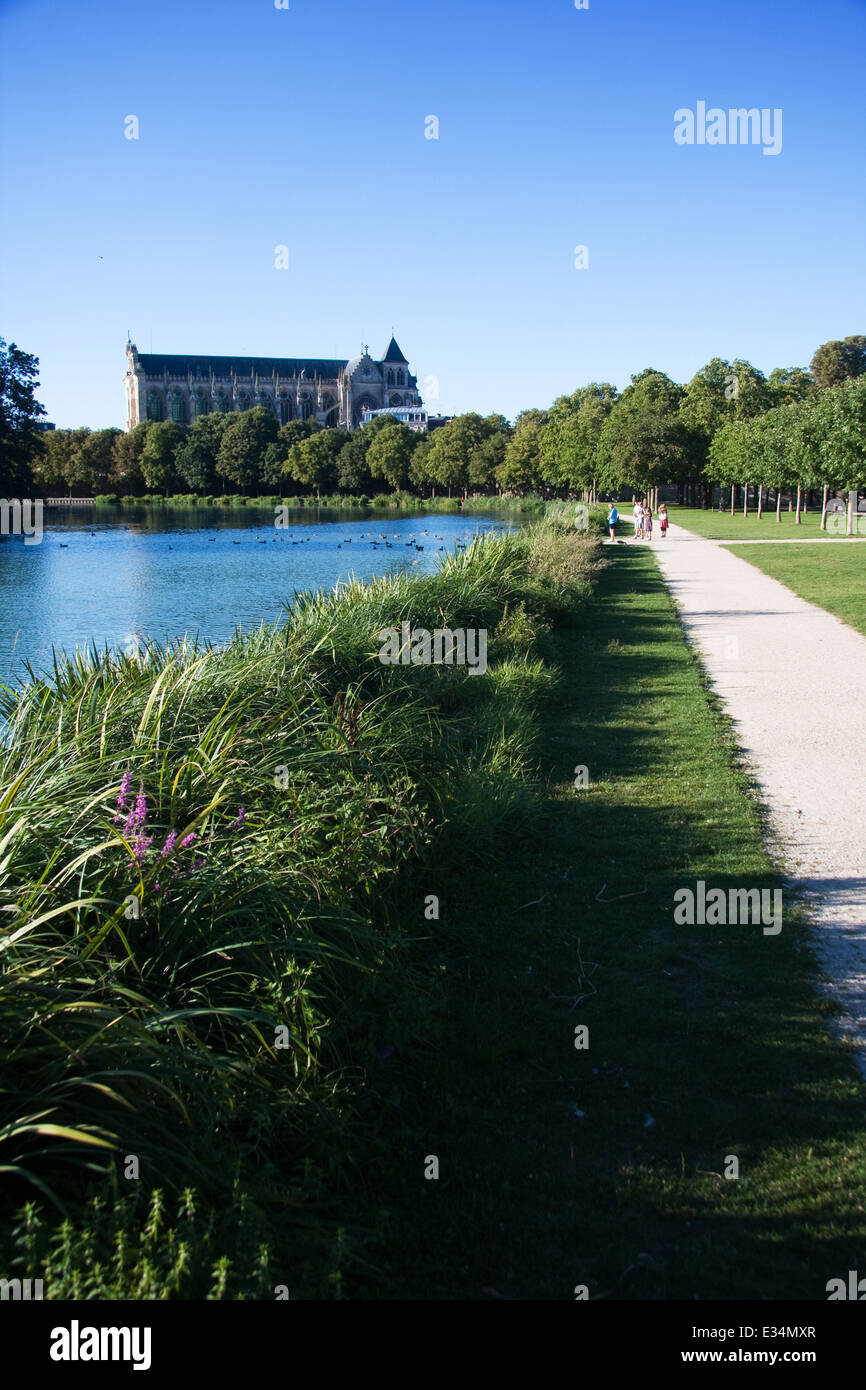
[607,503,618,541]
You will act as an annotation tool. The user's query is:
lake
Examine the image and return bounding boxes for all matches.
[0,505,519,688]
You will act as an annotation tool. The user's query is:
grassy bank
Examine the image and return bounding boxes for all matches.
[0,515,601,1297]
[720,542,866,638]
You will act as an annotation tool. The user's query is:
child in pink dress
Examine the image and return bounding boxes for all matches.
[644,506,653,540]
[659,504,668,538]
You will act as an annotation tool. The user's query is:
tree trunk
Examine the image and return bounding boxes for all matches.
[743,484,749,518]
[730,484,736,516]
[847,489,856,537]
[757,484,763,519]
[795,485,802,524]
[820,484,828,531]
[776,490,782,522]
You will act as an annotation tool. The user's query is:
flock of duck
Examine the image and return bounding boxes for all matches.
[57,528,475,555]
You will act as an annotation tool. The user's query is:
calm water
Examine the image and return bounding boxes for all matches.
[0,506,518,688]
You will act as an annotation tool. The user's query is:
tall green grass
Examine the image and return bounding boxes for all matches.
[0,519,603,1296]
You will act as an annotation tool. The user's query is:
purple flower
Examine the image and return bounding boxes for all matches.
[130,832,152,863]
[228,807,246,830]
[123,788,148,836]
[113,769,133,824]
[158,831,178,860]
[191,856,205,871]
[179,832,198,848]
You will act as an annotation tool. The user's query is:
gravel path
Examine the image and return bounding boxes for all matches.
[644,521,866,1074]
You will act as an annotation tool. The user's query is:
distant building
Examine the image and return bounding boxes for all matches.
[123,337,423,432]
[360,404,429,432]
[35,421,56,431]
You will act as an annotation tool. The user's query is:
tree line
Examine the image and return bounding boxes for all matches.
[1,334,864,503]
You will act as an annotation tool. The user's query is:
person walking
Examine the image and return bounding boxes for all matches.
[658,503,668,539]
[607,502,619,542]
[644,504,653,541]
[633,498,643,540]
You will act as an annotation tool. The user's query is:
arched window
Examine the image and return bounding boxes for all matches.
[300,394,315,419]
[217,393,232,414]
[387,369,395,385]
[238,392,252,413]
[397,370,405,386]
[280,395,293,424]
[146,391,164,422]
[194,392,209,417]
[170,395,188,424]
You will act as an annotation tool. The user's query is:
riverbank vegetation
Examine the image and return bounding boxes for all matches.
[0,515,604,1296]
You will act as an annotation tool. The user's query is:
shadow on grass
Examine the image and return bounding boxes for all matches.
[347,546,866,1300]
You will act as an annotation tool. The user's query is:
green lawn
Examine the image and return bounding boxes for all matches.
[722,541,866,638]
[667,503,863,541]
[343,546,866,1299]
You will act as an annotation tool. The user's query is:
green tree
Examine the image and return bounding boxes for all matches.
[111,422,152,495]
[599,370,696,494]
[426,413,488,494]
[175,413,233,493]
[767,366,814,407]
[823,375,866,488]
[283,429,344,498]
[331,415,396,493]
[264,418,322,489]
[141,421,186,495]
[79,428,122,494]
[408,436,434,493]
[680,358,770,447]
[810,335,866,390]
[31,427,89,496]
[0,337,46,491]
[540,383,617,494]
[366,422,416,491]
[217,407,279,493]
[496,410,548,494]
[469,429,508,489]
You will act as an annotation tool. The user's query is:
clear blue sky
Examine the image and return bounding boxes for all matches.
[1,0,864,428]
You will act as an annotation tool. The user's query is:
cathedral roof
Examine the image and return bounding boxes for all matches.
[136,353,347,380]
[382,337,409,364]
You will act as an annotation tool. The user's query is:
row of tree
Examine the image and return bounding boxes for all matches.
[2,334,864,501]
[707,376,866,520]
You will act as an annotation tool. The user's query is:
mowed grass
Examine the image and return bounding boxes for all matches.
[348,545,866,1300]
[668,503,861,541]
[720,542,866,638]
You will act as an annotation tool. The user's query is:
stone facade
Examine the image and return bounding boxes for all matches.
[124,337,422,432]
